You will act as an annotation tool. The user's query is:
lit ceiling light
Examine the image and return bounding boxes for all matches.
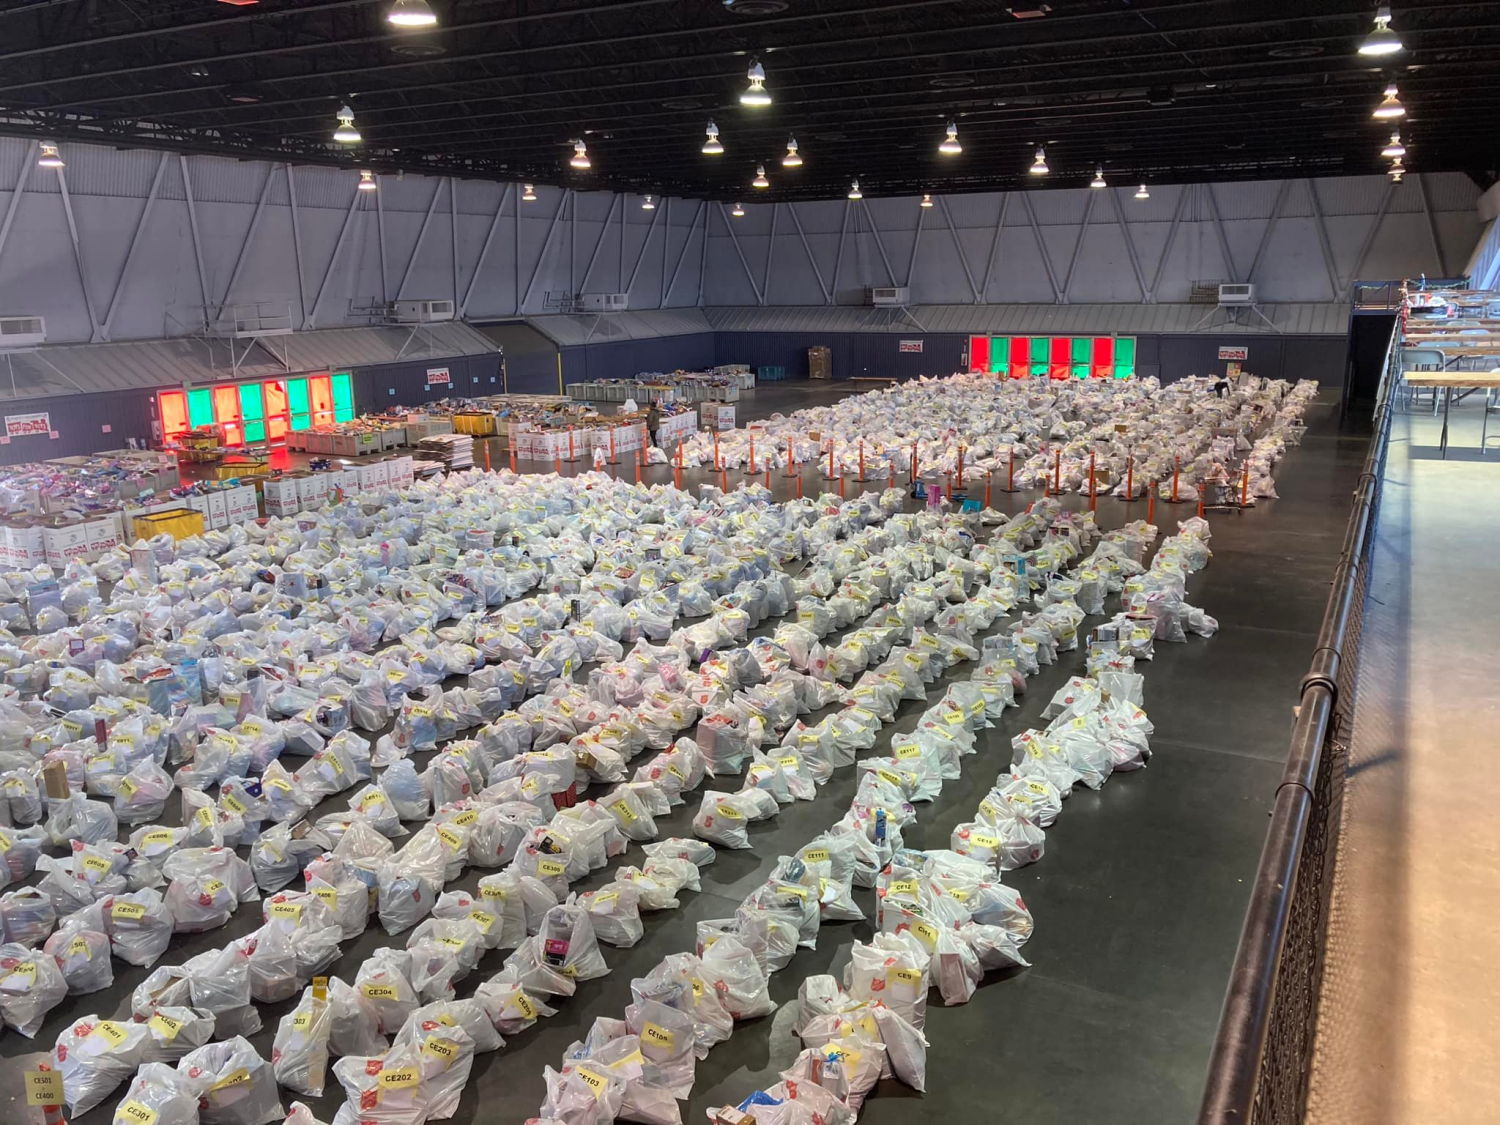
[1358,4,1403,56]
[752,164,770,188]
[387,0,438,28]
[702,120,724,155]
[1373,83,1405,119]
[570,139,591,170]
[1090,166,1106,188]
[1135,183,1150,200]
[848,179,862,200]
[742,59,771,107]
[37,142,64,169]
[782,137,802,167]
[732,202,746,217]
[358,170,378,192]
[1388,157,1406,179]
[523,183,537,201]
[642,194,656,210]
[920,193,934,208]
[1030,145,1049,175]
[939,121,962,155]
[333,105,361,143]
[1381,131,1406,158]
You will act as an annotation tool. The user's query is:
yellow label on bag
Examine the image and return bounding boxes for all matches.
[67,936,91,959]
[691,979,704,1001]
[1027,780,1049,796]
[886,967,923,989]
[589,890,619,912]
[436,826,464,851]
[802,847,830,864]
[291,1010,313,1032]
[641,1022,675,1049]
[362,983,399,1000]
[377,1068,419,1091]
[468,910,494,933]
[221,792,247,814]
[481,885,508,901]
[825,1044,862,1069]
[91,1020,129,1049]
[610,799,637,824]
[574,1067,608,1099]
[776,755,799,768]
[895,744,922,760]
[512,992,537,1020]
[435,1013,456,1027]
[948,887,970,902]
[111,901,146,921]
[0,832,10,854]
[537,858,566,877]
[314,886,338,908]
[265,777,292,792]
[81,854,113,875]
[437,936,467,950]
[203,879,226,895]
[888,877,918,897]
[117,778,138,798]
[666,763,686,781]
[777,882,809,900]
[715,804,743,819]
[118,1102,158,1125]
[149,1012,183,1040]
[241,719,263,737]
[61,719,83,738]
[875,767,902,787]
[910,920,940,949]
[269,901,302,920]
[452,809,478,827]
[209,1068,251,1093]
[421,1036,460,1065]
[194,806,215,829]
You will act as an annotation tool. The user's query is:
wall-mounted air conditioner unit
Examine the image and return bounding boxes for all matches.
[0,316,46,348]
[580,293,630,312]
[1219,283,1256,305]
[867,287,910,306]
[391,299,455,323]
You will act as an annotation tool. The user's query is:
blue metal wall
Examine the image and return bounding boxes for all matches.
[560,333,717,386]
[0,388,157,466]
[351,352,508,413]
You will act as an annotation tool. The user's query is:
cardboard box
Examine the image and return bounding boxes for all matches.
[83,512,123,555]
[205,492,229,530]
[42,759,70,799]
[808,346,832,380]
[262,477,301,517]
[43,519,90,568]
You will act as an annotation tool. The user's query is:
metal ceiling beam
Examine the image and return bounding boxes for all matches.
[761,203,779,309]
[1203,183,1239,284]
[860,202,898,289]
[179,155,210,317]
[522,189,572,312]
[54,166,100,341]
[577,194,620,298]
[1247,179,1292,285]
[1416,173,1449,276]
[664,200,704,306]
[396,177,445,302]
[716,203,762,306]
[1149,184,1191,302]
[831,202,852,307]
[905,204,926,292]
[461,183,512,318]
[1060,192,1095,304]
[285,163,308,326]
[624,198,662,298]
[1107,186,1150,303]
[0,140,36,274]
[219,162,275,314]
[100,150,168,341]
[376,180,389,305]
[1305,179,1341,301]
[660,196,671,309]
[1348,181,1397,286]
[309,178,363,329]
[1020,192,1062,304]
[787,203,831,305]
[938,195,981,305]
[980,193,1011,304]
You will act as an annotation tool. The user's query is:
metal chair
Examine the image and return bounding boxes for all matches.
[1399,347,1446,411]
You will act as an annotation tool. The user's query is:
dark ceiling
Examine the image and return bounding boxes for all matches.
[0,0,1497,201]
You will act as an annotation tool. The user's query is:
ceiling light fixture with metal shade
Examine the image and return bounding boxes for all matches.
[702,120,723,155]
[642,194,655,210]
[1091,166,1106,188]
[1358,4,1403,56]
[848,179,862,200]
[387,0,438,28]
[570,139,591,169]
[1382,131,1406,158]
[920,193,934,208]
[742,59,771,107]
[1373,83,1406,118]
[523,184,537,201]
[38,142,64,169]
[358,170,378,191]
[752,165,769,188]
[732,202,745,216]
[939,121,962,155]
[1135,183,1150,199]
[333,105,361,143]
[1030,145,1049,175]
[782,137,802,167]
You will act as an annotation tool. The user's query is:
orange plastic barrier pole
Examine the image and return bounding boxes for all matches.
[1088,450,1096,512]
[838,473,845,498]
[984,472,991,510]
[1125,455,1133,500]
[795,469,802,499]
[1053,447,1061,493]
[1008,447,1015,492]
[1241,463,1250,506]
[828,441,835,480]
[911,442,918,480]
[635,451,642,485]
[484,441,491,472]
[858,440,865,482]
[1148,481,1156,526]
[1043,447,1050,498]
[609,428,617,465]
[568,427,575,462]
[714,431,721,471]
[554,453,561,475]
[721,467,728,493]
[510,445,517,473]
[765,464,771,488]
[1172,456,1180,503]
[1197,493,1206,520]
[749,435,756,474]
[957,445,965,490]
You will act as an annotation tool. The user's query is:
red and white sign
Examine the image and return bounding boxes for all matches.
[898,340,924,354]
[5,412,50,438]
[426,367,451,385]
[1217,346,1249,361]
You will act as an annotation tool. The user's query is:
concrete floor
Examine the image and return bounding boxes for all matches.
[1305,393,1500,1125]
[4,380,1371,1125]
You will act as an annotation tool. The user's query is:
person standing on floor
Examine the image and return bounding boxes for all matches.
[646,402,661,449]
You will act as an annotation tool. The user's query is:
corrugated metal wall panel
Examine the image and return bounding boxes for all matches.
[1424,171,1483,213]
[351,352,507,412]
[0,388,157,465]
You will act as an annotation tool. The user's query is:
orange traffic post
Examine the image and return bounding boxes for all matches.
[795,469,803,499]
[713,431,721,472]
[749,435,756,474]
[1241,463,1250,507]
[635,449,642,485]
[510,445,517,473]
[858,440,866,483]
[1172,455,1180,503]
[1148,481,1157,526]
[984,471,992,510]
[554,452,561,475]
[609,428,617,466]
[945,470,953,503]
[568,426,575,463]
[957,445,965,491]
[721,467,728,493]
[674,463,681,490]
[1197,493,1206,520]
[1006,447,1016,492]
[1088,450,1097,512]
[484,441,491,472]
[911,442,918,480]
[838,473,846,498]
[1043,447,1050,498]
[828,441,836,480]
[765,463,771,488]
[1124,454,1133,502]
[1053,447,1061,494]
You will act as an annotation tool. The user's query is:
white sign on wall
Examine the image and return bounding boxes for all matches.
[426,367,452,385]
[1218,346,1249,361]
[5,412,51,438]
[898,340,923,354]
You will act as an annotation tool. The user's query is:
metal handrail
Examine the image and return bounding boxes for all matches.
[1196,318,1398,1124]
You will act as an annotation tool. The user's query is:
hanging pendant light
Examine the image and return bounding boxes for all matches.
[37,142,64,169]
[1382,131,1406,158]
[920,193,934,208]
[358,170,378,192]
[570,139,591,170]
[387,0,438,28]
[522,184,537,201]
[1388,157,1406,180]
[1358,4,1403,56]
[732,202,746,217]
[752,164,770,188]
[1090,166,1106,188]
[1135,183,1150,200]
[333,105,361,144]
[1373,83,1405,119]
[642,194,656,210]
[848,180,862,200]
[702,120,724,155]
[1030,145,1049,175]
[939,121,962,155]
[782,137,802,167]
[741,60,771,107]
